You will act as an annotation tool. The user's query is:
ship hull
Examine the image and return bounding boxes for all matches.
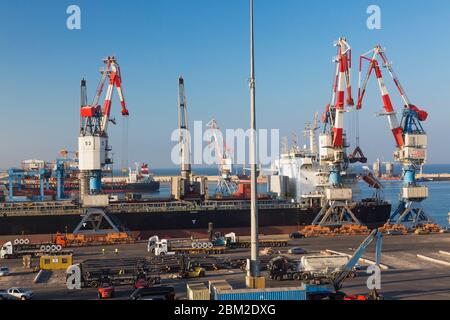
[0,201,391,237]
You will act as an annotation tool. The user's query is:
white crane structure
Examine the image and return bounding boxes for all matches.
[205,119,237,197]
[178,76,191,181]
[170,77,206,200]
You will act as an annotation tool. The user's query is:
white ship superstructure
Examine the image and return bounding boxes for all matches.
[269,116,360,205]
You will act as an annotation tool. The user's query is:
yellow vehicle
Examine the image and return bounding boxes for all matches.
[186,266,206,278]
[179,256,206,278]
[40,254,73,270]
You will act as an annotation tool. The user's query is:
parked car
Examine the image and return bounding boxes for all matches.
[289,232,305,239]
[386,230,404,236]
[288,247,307,254]
[129,286,175,300]
[0,266,10,277]
[0,287,33,300]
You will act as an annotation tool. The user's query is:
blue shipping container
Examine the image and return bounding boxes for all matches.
[214,287,307,301]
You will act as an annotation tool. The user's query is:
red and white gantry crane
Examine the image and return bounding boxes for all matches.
[78,56,129,198]
[357,45,431,227]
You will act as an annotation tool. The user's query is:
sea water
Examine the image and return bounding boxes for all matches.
[129,164,450,227]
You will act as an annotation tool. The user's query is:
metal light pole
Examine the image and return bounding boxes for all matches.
[246,0,262,288]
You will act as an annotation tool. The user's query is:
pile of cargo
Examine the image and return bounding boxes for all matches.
[336,224,370,235]
[414,223,442,234]
[300,224,370,237]
[55,232,134,247]
[379,223,409,235]
[300,226,333,237]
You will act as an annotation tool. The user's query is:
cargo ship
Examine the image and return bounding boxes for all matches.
[0,128,391,238]
[0,197,390,238]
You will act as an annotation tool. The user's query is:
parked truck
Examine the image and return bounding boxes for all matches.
[268,255,353,281]
[147,236,227,256]
[0,239,69,259]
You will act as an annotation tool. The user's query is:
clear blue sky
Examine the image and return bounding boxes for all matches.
[1,0,450,168]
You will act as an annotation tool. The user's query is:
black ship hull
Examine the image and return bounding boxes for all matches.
[0,201,391,237]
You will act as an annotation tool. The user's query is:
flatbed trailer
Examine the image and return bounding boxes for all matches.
[76,258,161,288]
[224,233,289,249]
[168,246,227,255]
[228,239,288,249]
[0,240,71,259]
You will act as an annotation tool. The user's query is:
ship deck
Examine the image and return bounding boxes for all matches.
[0,199,302,217]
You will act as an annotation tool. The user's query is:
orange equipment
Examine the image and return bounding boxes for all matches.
[98,280,115,299]
[54,232,134,247]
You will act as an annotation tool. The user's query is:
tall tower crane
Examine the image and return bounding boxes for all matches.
[313,38,361,226]
[78,56,129,199]
[171,77,206,200]
[357,45,431,227]
[206,119,237,197]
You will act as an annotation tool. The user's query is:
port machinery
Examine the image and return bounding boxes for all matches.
[78,56,129,198]
[170,77,207,200]
[357,45,431,227]
[205,119,237,197]
[312,37,362,227]
[76,56,130,234]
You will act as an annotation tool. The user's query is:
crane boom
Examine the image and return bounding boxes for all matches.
[100,56,129,134]
[331,229,382,291]
[178,76,191,177]
[326,38,353,148]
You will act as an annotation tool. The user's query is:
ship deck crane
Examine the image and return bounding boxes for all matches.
[78,56,129,204]
[206,119,237,197]
[357,45,431,227]
[313,38,361,227]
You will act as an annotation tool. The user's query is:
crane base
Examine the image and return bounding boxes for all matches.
[312,200,361,227]
[73,208,123,235]
[389,200,433,228]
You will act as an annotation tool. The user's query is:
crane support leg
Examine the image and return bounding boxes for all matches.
[312,200,361,226]
[73,208,122,235]
[390,200,432,228]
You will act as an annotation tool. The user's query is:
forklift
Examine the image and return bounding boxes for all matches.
[178,255,206,279]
